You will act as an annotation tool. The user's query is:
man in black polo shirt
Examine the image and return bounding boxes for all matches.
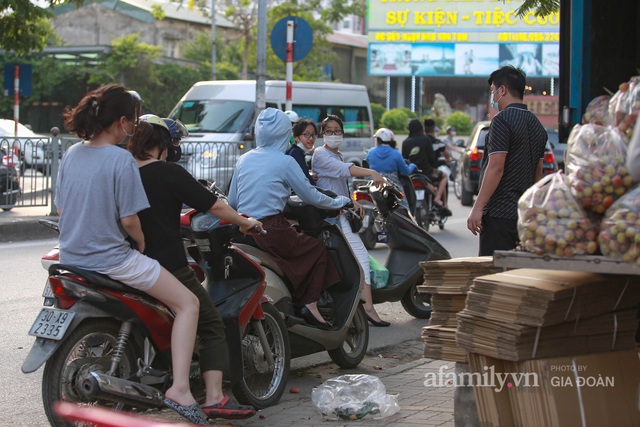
[467,65,547,256]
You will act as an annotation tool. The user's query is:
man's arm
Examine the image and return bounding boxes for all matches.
[467,152,506,235]
[535,158,543,182]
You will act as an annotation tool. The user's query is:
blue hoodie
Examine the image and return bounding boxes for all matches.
[228,108,349,219]
[366,144,417,175]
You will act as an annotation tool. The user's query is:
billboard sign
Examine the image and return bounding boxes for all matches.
[367,0,559,77]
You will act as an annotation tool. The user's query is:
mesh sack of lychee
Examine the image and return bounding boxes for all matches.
[565,124,633,215]
[518,172,599,256]
[582,95,611,125]
[598,185,640,265]
[607,76,640,138]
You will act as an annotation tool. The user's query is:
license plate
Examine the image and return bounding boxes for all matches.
[42,282,54,299]
[28,308,75,340]
[415,189,425,201]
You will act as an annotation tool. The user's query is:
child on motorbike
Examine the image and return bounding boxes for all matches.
[128,115,261,420]
[228,108,352,329]
[312,115,390,327]
[287,119,317,185]
[55,85,208,424]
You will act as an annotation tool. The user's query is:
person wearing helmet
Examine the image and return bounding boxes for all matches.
[312,115,388,327]
[128,115,261,421]
[366,127,417,211]
[162,117,189,162]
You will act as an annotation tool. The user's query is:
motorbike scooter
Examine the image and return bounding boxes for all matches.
[231,192,370,369]
[353,179,451,319]
[23,217,290,427]
[411,172,448,232]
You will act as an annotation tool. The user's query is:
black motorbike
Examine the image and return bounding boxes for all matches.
[353,179,451,318]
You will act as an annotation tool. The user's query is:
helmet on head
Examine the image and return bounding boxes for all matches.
[139,114,170,135]
[446,126,456,133]
[374,128,395,143]
[284,110,299,123]
[162,118,189,141]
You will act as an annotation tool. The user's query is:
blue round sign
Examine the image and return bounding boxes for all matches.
[270,16,313,62]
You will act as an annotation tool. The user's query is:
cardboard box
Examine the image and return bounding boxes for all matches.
[468,350,640,427]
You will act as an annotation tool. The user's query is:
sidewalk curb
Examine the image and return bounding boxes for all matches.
[0,217,57,242]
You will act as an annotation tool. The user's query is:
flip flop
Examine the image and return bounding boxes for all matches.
[163,397,208,425]
[202,395,257,420]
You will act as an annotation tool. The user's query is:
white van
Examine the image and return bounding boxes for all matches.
[169,80,374,190]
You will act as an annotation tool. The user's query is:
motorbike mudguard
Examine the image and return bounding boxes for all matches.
[21,304,112,374]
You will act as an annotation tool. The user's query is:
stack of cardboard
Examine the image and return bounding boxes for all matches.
[419,257,503,363]
[456,269,640,361]
[456,268,640,426]
[468,350,640,427]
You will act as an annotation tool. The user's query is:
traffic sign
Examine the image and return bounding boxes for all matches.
[4,64,32,97]
[271,16,313,62]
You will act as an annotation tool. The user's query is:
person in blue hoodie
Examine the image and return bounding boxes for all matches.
[366,128,417,210]
[228,108,351,329]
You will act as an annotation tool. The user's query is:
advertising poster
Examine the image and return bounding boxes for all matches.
[369,43,412,76]
[411,44,454,76]
[454,44,499,75]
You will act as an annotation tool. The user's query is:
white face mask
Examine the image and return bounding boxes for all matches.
[450,131,456,137]
[324,135,342,149]
[297,141,311,154]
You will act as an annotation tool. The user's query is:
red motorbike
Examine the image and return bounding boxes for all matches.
[24,214,290,427]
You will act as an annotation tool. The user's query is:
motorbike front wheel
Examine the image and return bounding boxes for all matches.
[360,218,378,250]
[328,305,369,369]
[401,282,433,319]
[233,302,290,409]
[42,319,138,427]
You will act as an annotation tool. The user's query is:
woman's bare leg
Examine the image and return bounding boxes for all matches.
[145,268,200,405]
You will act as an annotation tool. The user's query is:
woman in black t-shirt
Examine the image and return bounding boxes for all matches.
[128,115,261,420]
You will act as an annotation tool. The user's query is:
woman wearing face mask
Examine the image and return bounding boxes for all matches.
[287,119,317,185]
[56,85,208,424]
[229,108,353,329]
[312,115,390,327]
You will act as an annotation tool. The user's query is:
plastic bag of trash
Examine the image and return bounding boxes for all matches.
[311,374,400,420]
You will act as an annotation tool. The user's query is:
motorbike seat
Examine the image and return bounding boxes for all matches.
[232,243,286,277]
[50,263,148,296]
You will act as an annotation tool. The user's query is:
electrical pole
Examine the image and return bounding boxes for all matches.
[211,0,216,80]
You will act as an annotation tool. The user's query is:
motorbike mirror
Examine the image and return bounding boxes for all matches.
[455,139,465,147]
[243,133,253,142]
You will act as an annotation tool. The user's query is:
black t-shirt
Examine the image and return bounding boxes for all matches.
[402,134,436,174]
[138,161,218,272]
[482,103,547,219]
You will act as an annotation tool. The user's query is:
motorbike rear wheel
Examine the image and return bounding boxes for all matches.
[401,282,433,319]
[414,200,431,232]
[328,305,369,369]
[42,319,138,427]
[233,302,290,409]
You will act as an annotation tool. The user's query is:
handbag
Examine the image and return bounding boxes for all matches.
[343,208,363,233]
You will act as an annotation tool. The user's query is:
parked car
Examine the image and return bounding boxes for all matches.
[0,119,51,174]
[546,128,568,171]
[0,149,20,211]
[454,121,558,206]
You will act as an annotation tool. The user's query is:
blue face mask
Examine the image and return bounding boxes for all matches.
[490,89,503,111]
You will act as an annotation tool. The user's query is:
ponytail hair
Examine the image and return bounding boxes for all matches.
[63,84,141,139]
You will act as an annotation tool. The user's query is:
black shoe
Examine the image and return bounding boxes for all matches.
[366,314,391,327]
[299,306,333,330]
[439,206,452,217]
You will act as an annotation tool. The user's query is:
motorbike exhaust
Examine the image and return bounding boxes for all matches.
[81,372,164,409]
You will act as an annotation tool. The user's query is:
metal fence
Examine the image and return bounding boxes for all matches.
[0,135,242,212]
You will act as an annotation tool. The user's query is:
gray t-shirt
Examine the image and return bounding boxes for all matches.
[55,143,150,270]
[313,147,353,197]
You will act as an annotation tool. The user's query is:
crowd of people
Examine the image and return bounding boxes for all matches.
[57,69,539,423]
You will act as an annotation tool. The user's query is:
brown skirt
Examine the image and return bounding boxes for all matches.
[254,213,341,305]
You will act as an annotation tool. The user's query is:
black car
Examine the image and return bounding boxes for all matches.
[454,121,557,207]
[546,128,568,172]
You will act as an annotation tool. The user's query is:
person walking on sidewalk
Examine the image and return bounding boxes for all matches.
[466,65,547,256]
